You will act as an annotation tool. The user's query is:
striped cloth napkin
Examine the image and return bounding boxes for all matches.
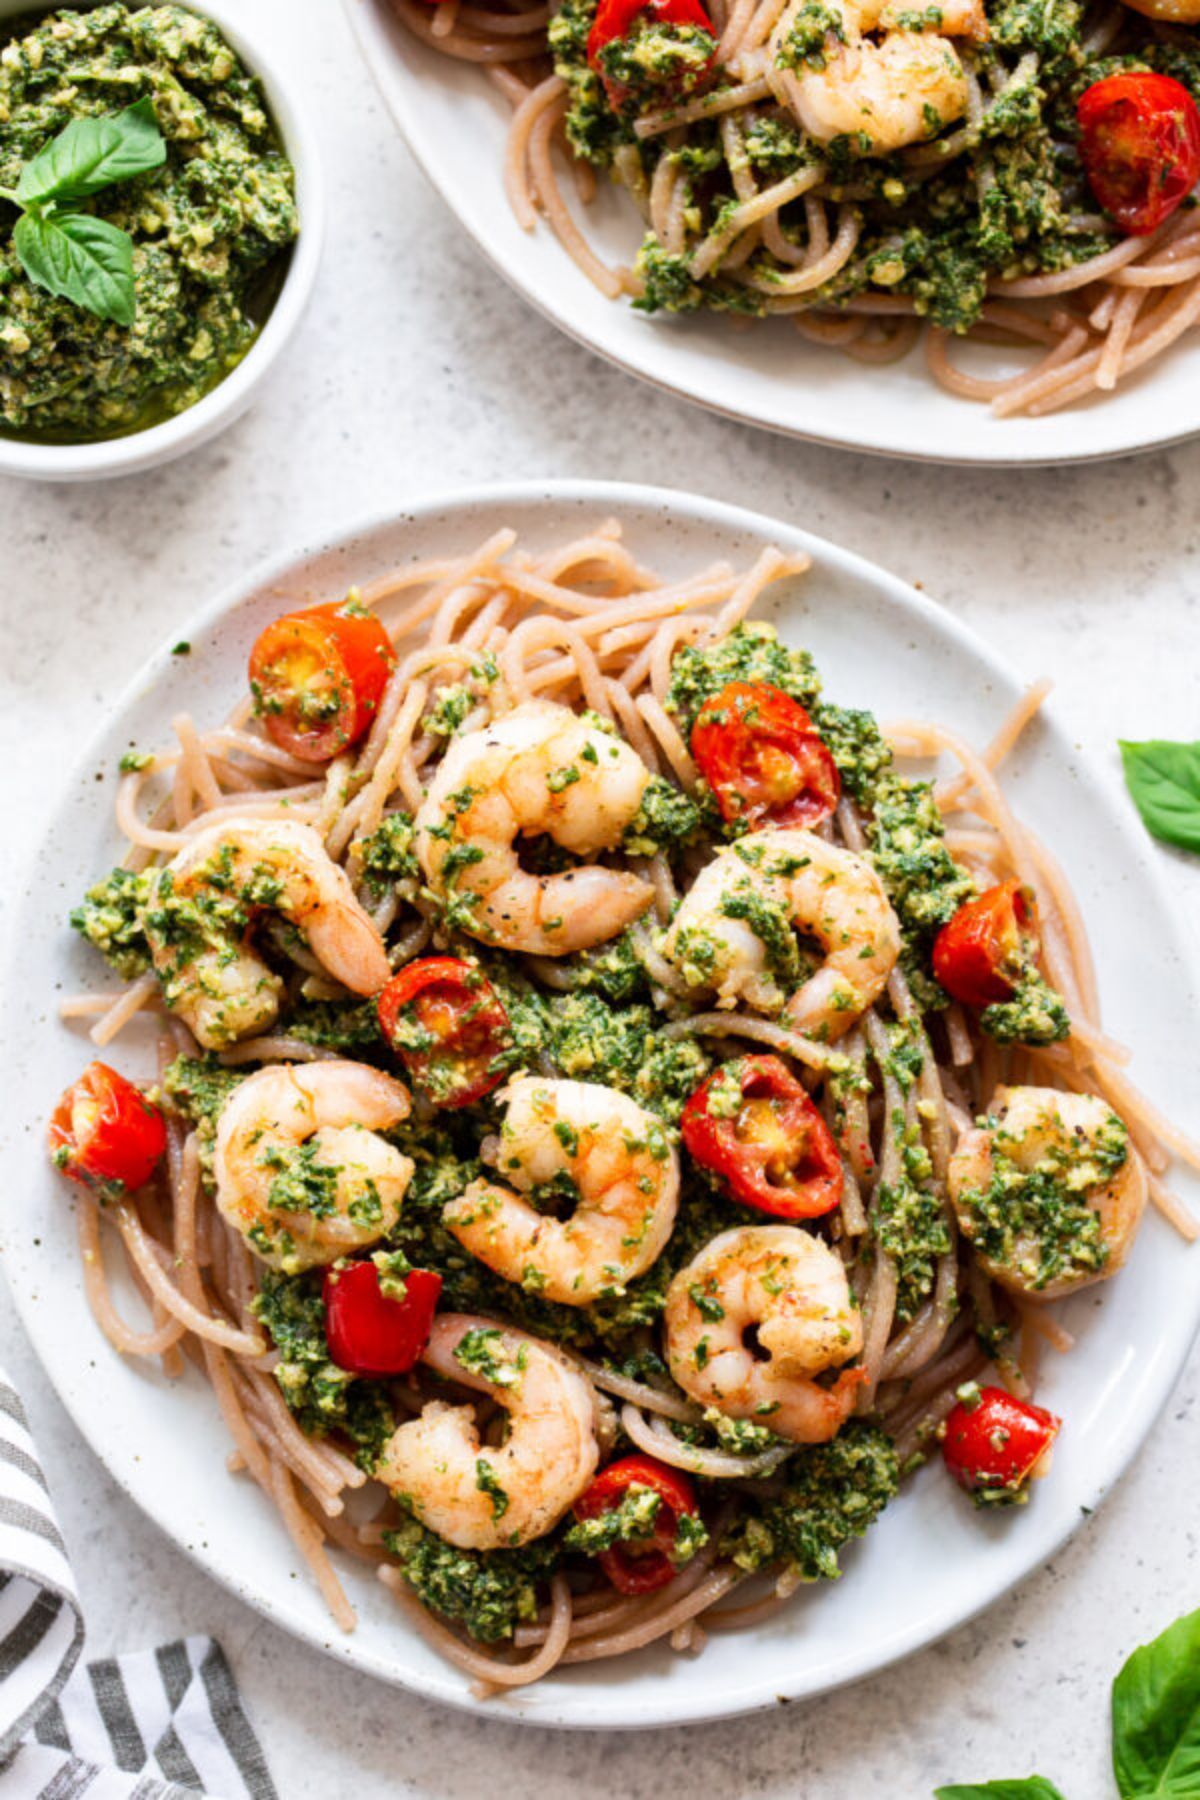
[0,1369,278,1800]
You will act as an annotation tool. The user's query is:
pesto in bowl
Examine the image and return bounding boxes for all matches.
[0,3,300,443]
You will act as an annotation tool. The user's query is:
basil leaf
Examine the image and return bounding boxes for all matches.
[13,212,135,326]
[1112,1607,1200,1798]
[16,98,165,207]
[935,1781,1069,1799]
[1119,740,1200,856]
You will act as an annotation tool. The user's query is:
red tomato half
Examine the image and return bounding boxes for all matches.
[573,1454,700,1595]
[323,1261,442,1377]
[587,0,716,110]
[942,1385,1061,1505]
[48,1062,166,1202]
[681,1055,843,1220]
[377,957,511,1109]
[1077,72,1200,236]
[932,880,1039,1009]
[690,682,841,831]
[249,600,395,765]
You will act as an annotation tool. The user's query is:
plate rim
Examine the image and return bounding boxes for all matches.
[5,475,1200,1730]
[339,0,1200,470]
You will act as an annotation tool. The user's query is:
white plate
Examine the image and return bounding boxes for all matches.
[343,0,1200,466]
[3,480,1198,1730]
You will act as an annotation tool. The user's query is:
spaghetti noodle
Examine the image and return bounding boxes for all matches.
[55,519,1198,1691]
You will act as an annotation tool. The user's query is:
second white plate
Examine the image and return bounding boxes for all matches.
[344,0,1200,466]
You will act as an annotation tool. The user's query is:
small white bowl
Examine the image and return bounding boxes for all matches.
[0,0,324,482]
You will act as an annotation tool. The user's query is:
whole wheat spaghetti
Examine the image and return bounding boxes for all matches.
[396,0,1200,415]
[53,518,1197,1691]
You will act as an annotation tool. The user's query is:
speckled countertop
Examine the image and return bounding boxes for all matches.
[1,2,1198,1794]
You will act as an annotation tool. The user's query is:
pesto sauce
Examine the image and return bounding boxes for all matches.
[665,622,822,733]
[548,0,629,164]
[865,774,977,1008]
[552,929,651,1005]
[356,811,419,897]
[251,1269,394,1472]
[594,18,716,114]
[160,1052,245,1186]
[382,1515,562,1643]
[284,995,387,1056]
[621,773,702,858]
[0,4,299,442]
[721,1423,899,1580]
[70,864,153,979]
[875,1171,953,1321]
[980,967,1071,1046]
[562,1484,663,1553]
[454,1326,528,1387]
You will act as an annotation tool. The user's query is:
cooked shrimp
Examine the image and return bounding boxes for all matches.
[145,819,391,1050]
[658,830,900,1044]
[443,1077,680,1305]
[948,1085,1147,1301]
[771,0,985,154]
[414,699,654,955]
[377,1314,600,1550]
[213,1060,414,1273]
[664,1225,864,1444]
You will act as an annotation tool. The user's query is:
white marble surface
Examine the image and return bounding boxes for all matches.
[1,0,1199,1792]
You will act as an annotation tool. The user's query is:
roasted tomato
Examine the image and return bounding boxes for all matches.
[377,957,511,1108]
[932,880,1039,1009]
[942,1384,1061,1506]
[249,599,395,765]
[586,0,716,112]
[48,1062,166,1202]
[573,1454,700,1595]
[690,681,841,831]
[1077,72,1200,236]
[323,1260,442,1377]
[681,1055,843,1220]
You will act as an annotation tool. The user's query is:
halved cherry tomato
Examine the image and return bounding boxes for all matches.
[690,682,841,831]
[587,0,716,112]
[573,1453,700,1595]
[249,600,395,765]
[48,1062,166,1202]
[681,1055,843,1219]
[942,1384,1061,1505]
[323,1261,442,1377]
[1077,72,1200,236]
[932,880,1039,1009]
[377,956,511,1109]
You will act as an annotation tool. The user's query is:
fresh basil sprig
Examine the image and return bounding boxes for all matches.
[935,1783,1068,1800]
[1,98,165,325]
[934,1608,1200,1799]
[13,212,135,325]
[1111,1608,1200,1798]
[1120,739,1200,856]
[16,97,165,205]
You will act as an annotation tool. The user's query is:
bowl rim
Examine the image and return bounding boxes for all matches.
[0,0,325,482]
